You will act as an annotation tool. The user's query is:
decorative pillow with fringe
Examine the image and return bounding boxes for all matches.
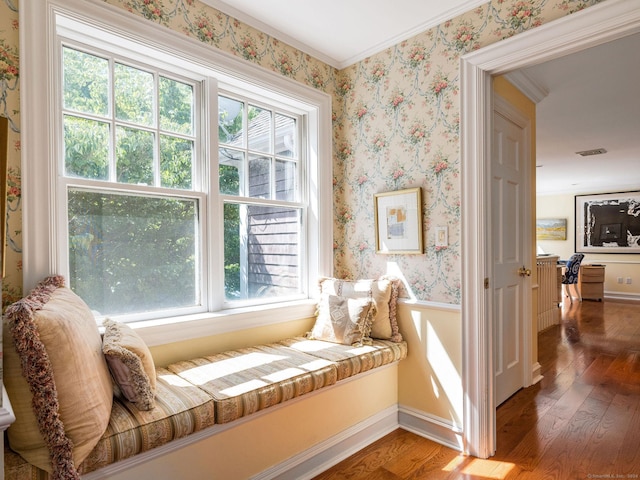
[308,294,376,346]
[102,318,157,410]
[318,276,403,342]
[3,275,113,479]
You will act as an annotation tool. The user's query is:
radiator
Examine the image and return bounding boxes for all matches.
[536,255,561,332]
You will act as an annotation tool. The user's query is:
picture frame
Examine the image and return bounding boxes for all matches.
[575,191,640,254]
[374,187,423,254]
[536,218,567,241]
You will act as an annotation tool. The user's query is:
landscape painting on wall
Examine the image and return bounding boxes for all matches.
[536,218,567,241]
[576,191,640,254]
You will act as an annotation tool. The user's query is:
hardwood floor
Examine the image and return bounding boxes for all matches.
[313,299,640,479]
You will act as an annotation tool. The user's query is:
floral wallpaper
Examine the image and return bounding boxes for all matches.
[331,0,603,303]
[0,0,604,310]
[1,0,21,310]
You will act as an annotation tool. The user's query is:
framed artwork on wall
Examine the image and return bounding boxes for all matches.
[536,218,567,241]
[575,191,640,254]
[374,187,423,254]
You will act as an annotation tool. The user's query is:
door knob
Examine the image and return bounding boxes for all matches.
[518,266,532,277]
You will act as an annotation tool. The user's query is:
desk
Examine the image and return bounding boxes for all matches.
[579,264,605,301]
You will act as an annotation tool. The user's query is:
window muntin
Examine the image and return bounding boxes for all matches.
[59,43,308,320]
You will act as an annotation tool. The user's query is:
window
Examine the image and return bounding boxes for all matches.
[218,96,303,302]
[62,47,201,318]
[22,1,332,337]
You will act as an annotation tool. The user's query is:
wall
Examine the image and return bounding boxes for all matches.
[537,192,640,298]
[397,302,462,425]
[331,0,603,304]
[0,0,21,307]
[0,0,606,307]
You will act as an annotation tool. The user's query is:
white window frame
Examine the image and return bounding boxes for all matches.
[20,0,333,346]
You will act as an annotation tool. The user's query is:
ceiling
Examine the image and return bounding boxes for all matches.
[205,1,640,197]
[518,32,640,196]
[201,0,487,69]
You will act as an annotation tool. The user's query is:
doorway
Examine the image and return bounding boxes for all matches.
[460,0,640,459]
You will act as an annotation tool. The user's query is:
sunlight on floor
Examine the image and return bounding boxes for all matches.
[442,456,515,479]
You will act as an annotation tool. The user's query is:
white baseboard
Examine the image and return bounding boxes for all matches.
[252,405,399,480]
[397,405,463,452]
[531,362,543,385]
[255,404,465,479]
[604,291,640,303]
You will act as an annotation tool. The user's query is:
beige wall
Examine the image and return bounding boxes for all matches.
[149,317,315,367]
[397,303,462,425]
[537,193,640,297]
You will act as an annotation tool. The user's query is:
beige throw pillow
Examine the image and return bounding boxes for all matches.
[309,294,376,346]
[102,319,157,411]
[3,275,113,478]
[319,276,403,342]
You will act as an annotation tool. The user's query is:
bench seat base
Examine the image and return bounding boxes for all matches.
[5,338,407,479]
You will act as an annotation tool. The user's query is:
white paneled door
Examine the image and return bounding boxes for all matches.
[492,98,530,406]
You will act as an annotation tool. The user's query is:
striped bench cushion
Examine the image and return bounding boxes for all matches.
[6,368,215,478]
[167,343,338,424]
[5,339,406,478]
[278,337,408,381]
[77,367,215,474]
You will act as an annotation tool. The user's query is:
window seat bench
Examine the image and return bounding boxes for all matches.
[4,336,407,479]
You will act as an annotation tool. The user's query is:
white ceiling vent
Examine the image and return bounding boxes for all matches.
[576,148,607,156]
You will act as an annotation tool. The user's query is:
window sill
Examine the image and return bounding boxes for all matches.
[127,299,318,347]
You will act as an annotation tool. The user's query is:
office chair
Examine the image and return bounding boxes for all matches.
[561,253,584,303]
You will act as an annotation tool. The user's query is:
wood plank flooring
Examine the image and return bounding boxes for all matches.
[313,299,640,479]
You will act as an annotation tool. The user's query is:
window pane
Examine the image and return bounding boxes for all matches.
[115,63,154,126]
[116,126,154,185]
[219,148,243,195]
[248,106,272,153]
[224,203,300,301]
[275,114,296,158]
[160,77,193,135]
[68,189,198,316]
[249,154,270,199]
[64,115,109,180]
[63,47,109,117]
[223,203,241,299]
[275,160,297,201]
[161,135,193,189]
[219,96,244,145]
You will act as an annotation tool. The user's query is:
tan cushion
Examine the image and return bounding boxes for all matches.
[279,336,409,381]
[309,293,376,345]
[102,319,157,410]
[167,344,337,424]
[3,275,113,477]
[77,368,215,475]
[319,276,403,342]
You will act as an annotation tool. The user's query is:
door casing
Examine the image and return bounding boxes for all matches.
[460,0,640,459]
